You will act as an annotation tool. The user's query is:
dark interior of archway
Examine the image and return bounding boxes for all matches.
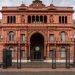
[30,33,44,61]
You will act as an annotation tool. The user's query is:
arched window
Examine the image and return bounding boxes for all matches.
[61,32,66,41]
[9,46,14,58]
[9,31,14,41]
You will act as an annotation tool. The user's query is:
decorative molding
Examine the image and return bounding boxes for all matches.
[27,30,48,42]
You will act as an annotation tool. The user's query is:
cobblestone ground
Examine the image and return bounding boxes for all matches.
[0,72,75,75]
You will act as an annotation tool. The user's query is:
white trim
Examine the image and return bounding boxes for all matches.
[44,60,73,63]
[12,60,73,63]
[12,60,31,63]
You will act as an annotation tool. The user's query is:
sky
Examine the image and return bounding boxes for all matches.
[0,0,75,19]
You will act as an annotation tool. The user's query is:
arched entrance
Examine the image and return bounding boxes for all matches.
[30,33,44,61]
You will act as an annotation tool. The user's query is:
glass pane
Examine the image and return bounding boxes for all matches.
[9,47,14,58]
[21,50,25,58]
[21,34,26,42]
[61,32,66,41]
[61,48,66,58]
[9,31,14,41]
[50,34,55,42]
[35,46,40,51]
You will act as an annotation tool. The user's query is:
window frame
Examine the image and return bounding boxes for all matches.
[61,47,66,58]
[9,31,14,41]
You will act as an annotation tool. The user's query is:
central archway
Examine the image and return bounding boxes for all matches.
[30,33,44,61]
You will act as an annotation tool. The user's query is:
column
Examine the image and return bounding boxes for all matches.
[34,16,36,24]
[27,42,30,60]
[31,15,32,24]
[43,15,44,24]
[39,15,40,24]
[35,15,36,24]
[44,42,47,59]
[47,44,49,59]
[47,15,50,24]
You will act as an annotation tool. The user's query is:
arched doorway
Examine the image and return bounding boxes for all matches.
[30,33,44,61]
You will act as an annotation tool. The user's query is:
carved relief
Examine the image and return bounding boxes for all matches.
[29,0,45,8]
[21,15,25,24]
[50,15,54,24]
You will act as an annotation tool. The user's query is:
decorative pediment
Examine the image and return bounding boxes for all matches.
[48,6,57,11]
[18,3,27,10]
[18,7,27,10]
[29,0,45,8]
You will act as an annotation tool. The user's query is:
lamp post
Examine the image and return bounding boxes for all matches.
[71,35,75,67]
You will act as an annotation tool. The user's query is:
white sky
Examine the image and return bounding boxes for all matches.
[0,0,75,19]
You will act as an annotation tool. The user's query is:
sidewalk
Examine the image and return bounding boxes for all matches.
[0,68,75,72]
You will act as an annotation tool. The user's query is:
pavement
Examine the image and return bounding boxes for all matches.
[0,68,75,72]
[0,72,75,75]
[0,68,75,75]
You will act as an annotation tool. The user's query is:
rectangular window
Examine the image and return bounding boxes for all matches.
[7,16,9,23]
[65,16,67,24]
[28,16,31,24]
[59,16,61,24]
[61,48,66,58]
[13,16,16,23]
[62,16,64,24]
[49,50,56,58]
[40,16,43,24]
[49,34,55,42]
[36,16,39,24]
[44,16,47,24]
[12,50,14,58]
[32,16,35,24]
[21,50,25,58]
[59,16,68,24]
[49,50,52,58]
[7,16,16,24]
[10,16,12,23]
[21,34,26,42]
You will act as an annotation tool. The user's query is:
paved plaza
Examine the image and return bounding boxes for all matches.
[0,71,75,75]
[0,67,75,75]
[0,68,75,72]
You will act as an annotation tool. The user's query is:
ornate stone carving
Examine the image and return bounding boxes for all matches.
[21,15,25,24]
[29,0,45,8]
[50,15,54,23]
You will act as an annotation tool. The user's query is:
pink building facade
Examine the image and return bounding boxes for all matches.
[0,0,75,63]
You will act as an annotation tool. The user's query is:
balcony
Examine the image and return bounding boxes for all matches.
[3,39,18,44]
[2,38,26,45]
[48,37,73,45]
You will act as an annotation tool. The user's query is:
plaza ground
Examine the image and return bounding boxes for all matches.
[0,71,75,75]
[0,68,75,72]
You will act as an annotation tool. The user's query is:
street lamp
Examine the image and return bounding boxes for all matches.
[71,35,75,67]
